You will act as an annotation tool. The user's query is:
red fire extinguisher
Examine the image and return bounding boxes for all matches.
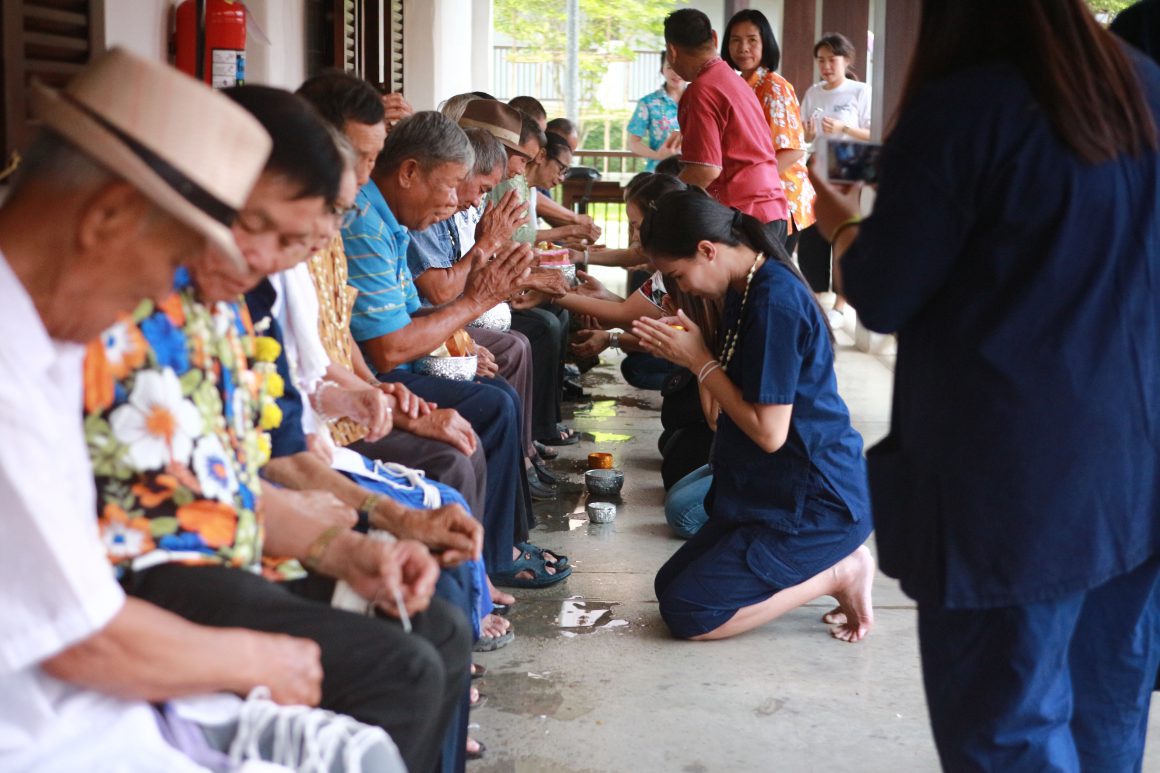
[175,0,247,89]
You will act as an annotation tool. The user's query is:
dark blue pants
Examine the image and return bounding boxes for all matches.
[918,555,1160,772]
[381,370,531,571]
[620,352,680,391]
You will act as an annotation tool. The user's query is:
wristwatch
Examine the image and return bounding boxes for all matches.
[609,331,621,350]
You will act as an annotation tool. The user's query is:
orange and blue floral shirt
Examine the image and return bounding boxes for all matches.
[83,269,298,580]
[747,67,816,232]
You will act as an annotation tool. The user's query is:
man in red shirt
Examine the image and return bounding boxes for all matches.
[664,8,790,243]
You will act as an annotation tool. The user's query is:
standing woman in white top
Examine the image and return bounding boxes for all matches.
[798,32,871,326]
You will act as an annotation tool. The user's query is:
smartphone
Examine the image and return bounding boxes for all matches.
[815,137,883,184]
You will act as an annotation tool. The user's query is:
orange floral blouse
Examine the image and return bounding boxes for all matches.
[747,67,816,232]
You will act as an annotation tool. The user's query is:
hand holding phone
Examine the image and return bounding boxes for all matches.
[814,136,883,184]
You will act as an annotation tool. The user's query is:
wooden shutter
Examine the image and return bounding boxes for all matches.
[0,0,105,161]
[384,0,402,93]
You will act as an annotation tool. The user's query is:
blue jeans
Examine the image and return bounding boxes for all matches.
[918,555,1160,772]
[664,464,712,538]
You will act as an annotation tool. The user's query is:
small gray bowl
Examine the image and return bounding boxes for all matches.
[587,501,616,524]
[413,354,478,381]
[584,468,624,497]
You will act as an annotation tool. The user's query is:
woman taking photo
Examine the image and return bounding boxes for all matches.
[799,32,870,326]
[722,9,815,256]
[632,188,873,643]
[812,1,1160,767]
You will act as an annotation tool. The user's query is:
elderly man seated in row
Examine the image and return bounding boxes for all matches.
[297,74,571,589]
[0,50,404,772]
[80,81,471,773]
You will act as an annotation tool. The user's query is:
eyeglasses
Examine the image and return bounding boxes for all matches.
[547,157,570,176]
[332,201,359,229]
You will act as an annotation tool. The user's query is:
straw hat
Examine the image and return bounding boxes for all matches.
[29,47,271,270]
[459,100,530,158]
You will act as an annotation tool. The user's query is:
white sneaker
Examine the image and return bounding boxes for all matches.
[827,307,847,329]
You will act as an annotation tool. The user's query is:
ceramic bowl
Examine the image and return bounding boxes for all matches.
[468,303,512,332]
[587,452,614,469]
[584,468,624,497]
[413,354,478,381]
[586,501,617,524]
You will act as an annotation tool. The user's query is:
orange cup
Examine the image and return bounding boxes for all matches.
[588,452,614,469]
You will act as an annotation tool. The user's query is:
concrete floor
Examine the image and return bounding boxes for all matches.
[471,327,1160,772]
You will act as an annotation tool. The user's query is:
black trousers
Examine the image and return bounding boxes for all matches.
[796,224,833,293]
[125,564,472,773]
[510,305,570,440]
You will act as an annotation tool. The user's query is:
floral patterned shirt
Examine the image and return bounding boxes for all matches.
[627,87,680,172]
[84,269,298,580]
[748,67,816,232]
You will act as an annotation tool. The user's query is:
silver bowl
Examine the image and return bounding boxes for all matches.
[587,501,617,524]
[413,354,478,381]
[542,262,577,287]
[468,303,512,332]
[584,468,624,497]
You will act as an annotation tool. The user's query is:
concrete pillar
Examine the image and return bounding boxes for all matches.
[470,0,493,94]
[403,0,473,110]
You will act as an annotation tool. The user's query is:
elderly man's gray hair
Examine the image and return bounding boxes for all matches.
[376,111,474,175]
[463,127,506,178]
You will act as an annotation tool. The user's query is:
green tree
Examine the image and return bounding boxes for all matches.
[494,0,684,113]
[1084,0,1135,17]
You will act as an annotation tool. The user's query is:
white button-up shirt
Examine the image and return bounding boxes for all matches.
[0,251,208,771]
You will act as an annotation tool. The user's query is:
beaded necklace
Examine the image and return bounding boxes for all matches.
[719,252,765,369]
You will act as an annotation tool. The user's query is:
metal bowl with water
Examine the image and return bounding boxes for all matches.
[413,354,478,381]
[584,468,624,497]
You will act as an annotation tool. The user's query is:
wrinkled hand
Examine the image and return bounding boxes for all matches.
[375,381,431,420]
[332,534,438,617]
[386,539,441,616]
[509,289,548,310]
[245,631,323,706]
[475,344,499,377]
[404,407,478,456]
[570,329,611,358]
[475,189,529,253]
[519,267,570,298]
[631,309,711,370]
[382,93,413,132]
[464,241,535,308]
[332,386,394,441]
[396,502,483,567]
[806,155,863,245]
[574,214,602,240]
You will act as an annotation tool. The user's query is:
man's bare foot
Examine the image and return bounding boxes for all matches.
[481,613,510,639]
[826,546,875,643]
[487,575,516,606]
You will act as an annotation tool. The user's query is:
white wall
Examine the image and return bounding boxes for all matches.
[404,0,476,110]
[104,0,170,61]
[103,0,307,90]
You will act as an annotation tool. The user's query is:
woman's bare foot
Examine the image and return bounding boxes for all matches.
[826,546,875,643]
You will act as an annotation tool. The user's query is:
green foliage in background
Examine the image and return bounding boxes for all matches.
[494,0,684,118]
[1085,0,1135,16]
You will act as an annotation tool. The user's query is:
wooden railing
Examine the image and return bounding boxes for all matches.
[572,149,650,181]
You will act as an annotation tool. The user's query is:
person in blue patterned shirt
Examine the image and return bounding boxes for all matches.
[627,53,686,171]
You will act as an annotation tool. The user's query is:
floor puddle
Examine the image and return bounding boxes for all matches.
[573,399,618,418]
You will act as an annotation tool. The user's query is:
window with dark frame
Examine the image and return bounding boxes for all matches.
[304,0,403,93]
[0,0,106,167]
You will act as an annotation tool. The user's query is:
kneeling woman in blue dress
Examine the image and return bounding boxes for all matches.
[633,188,874,642]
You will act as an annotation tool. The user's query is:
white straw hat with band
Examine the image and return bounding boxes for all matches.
[29,47,272,271]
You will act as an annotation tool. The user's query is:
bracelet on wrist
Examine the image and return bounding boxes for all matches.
[303,525,344,572]
[358,493,382,519]
[828,216,862,245]
[609,331,621,350]
[698,359,722,383]
[310,380,343,424]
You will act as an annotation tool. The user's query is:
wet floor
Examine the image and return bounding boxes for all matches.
[472,339,1160,772]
